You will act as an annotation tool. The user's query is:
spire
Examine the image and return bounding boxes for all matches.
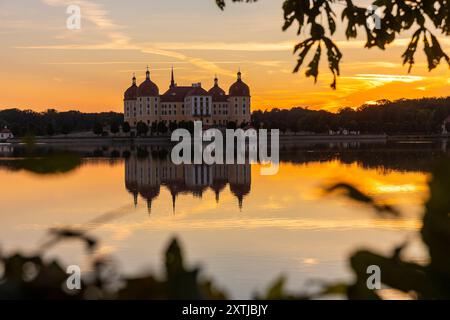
[133,192,138,207]
[132,73,136,85]
[147,199,152,215]
[215,190,220,203]
[146,65,150,80]
[170,65,175,88]
[214,74,218,87]
[171,191,176,214]
[237,68,242,81]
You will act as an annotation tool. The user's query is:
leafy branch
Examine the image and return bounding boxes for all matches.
[216,0,450,88]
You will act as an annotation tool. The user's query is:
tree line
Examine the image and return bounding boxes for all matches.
[252,97,450,134]
[0,108,123,137]
[1,97,449,137]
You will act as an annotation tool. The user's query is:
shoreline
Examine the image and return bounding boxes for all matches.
[6,133,450,146]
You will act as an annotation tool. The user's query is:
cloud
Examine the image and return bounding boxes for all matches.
[343,74,425,84]
[35,0,235,77]
[41,0,130,46]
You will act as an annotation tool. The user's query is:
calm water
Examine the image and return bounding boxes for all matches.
[1,140,448,298]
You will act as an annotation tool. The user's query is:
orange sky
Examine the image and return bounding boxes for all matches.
[0,0,449,113]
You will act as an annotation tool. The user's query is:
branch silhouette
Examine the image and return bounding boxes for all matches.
[216,0,450,88]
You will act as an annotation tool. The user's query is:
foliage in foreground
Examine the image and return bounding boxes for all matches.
[216,0,450,88]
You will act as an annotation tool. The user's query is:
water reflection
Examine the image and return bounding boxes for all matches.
[125,148,251,212]
[0,140,449,298]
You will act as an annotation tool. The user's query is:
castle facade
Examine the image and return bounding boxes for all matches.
[123,67,251,128]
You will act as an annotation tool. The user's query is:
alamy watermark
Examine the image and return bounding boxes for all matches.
[66,4,81,30]
[66,265,81,290]
[366,5,381,31]
[171,121,280,175]
[366,265,381,290]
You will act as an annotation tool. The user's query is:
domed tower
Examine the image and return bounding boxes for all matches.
[228,70,251,127]
[124,74,138,127]
[137,66,160,128]
[208,75,228,126]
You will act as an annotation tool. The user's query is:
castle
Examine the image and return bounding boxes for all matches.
[123,67,251,128]
[125,148,251,212]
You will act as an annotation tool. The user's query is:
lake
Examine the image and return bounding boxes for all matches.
[1,140,448,299]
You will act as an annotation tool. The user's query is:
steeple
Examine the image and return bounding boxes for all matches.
[238,195,243,211]
[171,191,176,214]
[214,74,218,87]
[237,68,242,81]
[132,73,136,85]
[133,192,138,207]
[147,199,152,215]
[146,65,150,80]
[170,65,176,88]
[215,190,220,203]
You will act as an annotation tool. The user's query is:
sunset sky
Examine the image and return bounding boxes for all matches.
[1,0,449,113]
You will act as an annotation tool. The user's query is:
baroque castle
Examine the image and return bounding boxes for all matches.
[123,67,251,128]
[125,148,251,212]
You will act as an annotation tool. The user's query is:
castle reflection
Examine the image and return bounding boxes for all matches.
[124,148,251,212]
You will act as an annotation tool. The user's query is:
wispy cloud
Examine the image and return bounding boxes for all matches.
[35,0,235,77]
[344,74,425,84]
[41,0,130,46]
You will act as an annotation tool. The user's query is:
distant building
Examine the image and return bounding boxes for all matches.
[123,67,251,128]
[0,127,13,142]
[442,115,450,135]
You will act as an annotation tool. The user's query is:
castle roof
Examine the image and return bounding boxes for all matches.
[229,71,250,97]
[186,86,209,97]
[137,69,159,97]
[161,86,193,102]
[209,76,228,102]
[124,75,138,100]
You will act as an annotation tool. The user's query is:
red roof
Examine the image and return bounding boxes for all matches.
[208,85,228,102]
[186,86,209,97]
[124,83,138,100]
[137,77,159,97]
[229,79,250,96]
[1,128,12,134]
[161,86,193,102]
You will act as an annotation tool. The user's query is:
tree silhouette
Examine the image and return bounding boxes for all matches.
[93,122,103,136]
[216,0,450,88]
[122,122,131,133]
[157,121,168,135]
[136,121,149,136]
[110,121,120,135]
